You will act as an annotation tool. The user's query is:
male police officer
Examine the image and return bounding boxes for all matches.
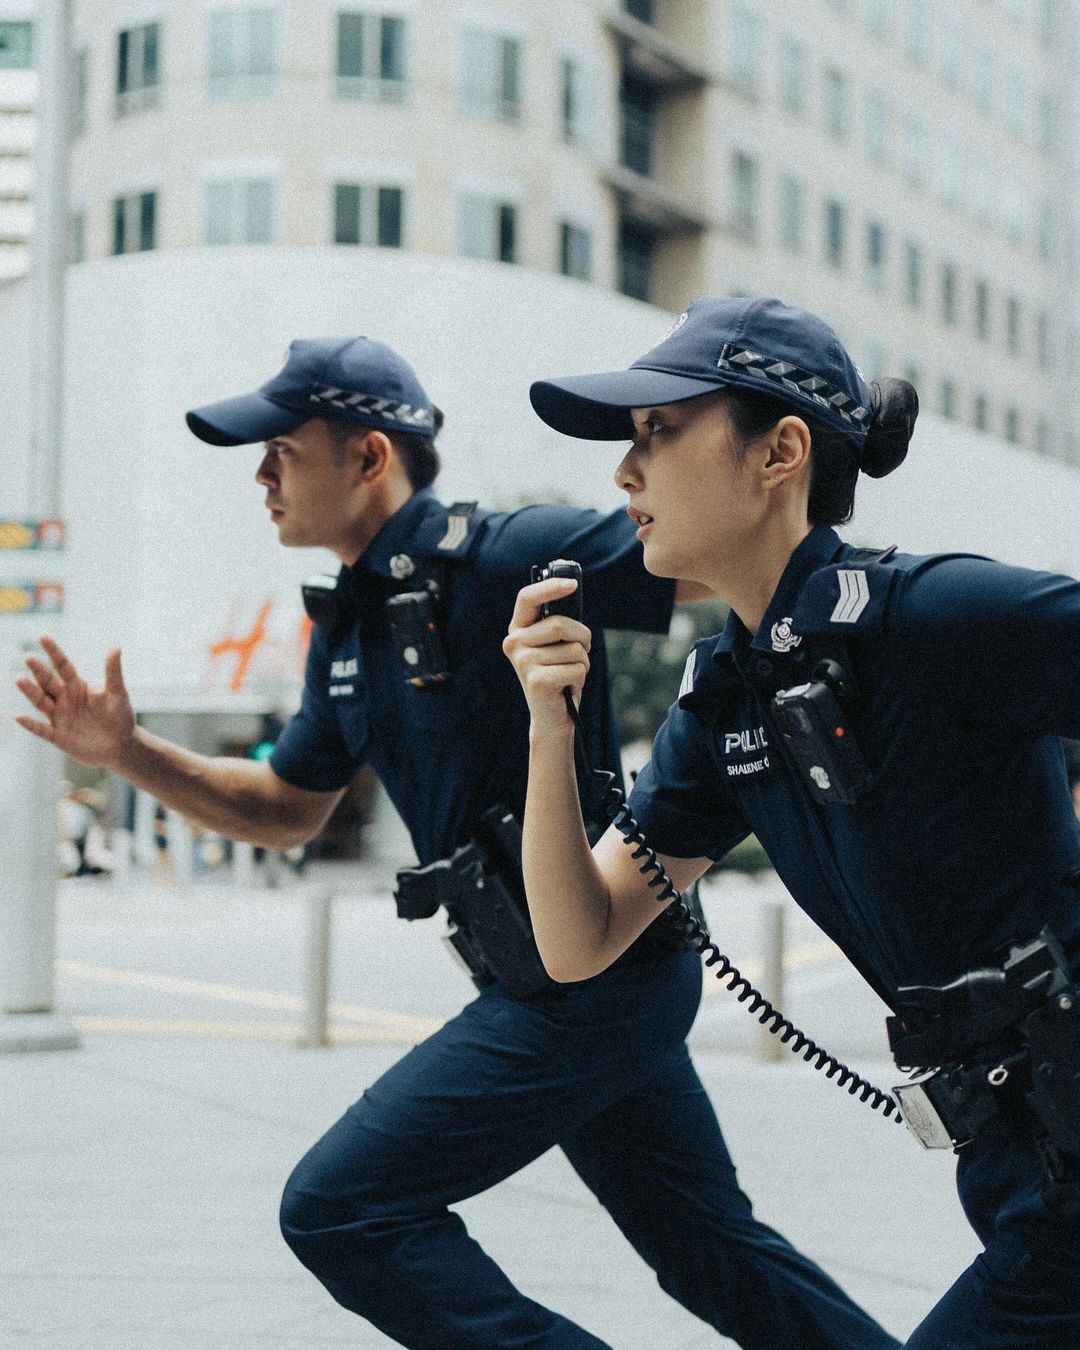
[15,337,899,1349]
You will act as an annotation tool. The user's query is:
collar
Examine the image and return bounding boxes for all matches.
[710,525,845,670]
[351,488,443,581]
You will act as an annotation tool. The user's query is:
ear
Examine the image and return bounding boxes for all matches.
[353,430,394,481]
[763,415,811,489]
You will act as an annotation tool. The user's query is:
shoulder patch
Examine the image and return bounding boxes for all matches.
[412,501,486,560]
[792,561,898,635]
[678,649,698,700]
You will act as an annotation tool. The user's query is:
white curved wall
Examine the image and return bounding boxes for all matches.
[53,247,1080,705]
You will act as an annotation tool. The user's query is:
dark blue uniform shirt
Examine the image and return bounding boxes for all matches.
[271,489,675,865]
[630,525,1080,1005]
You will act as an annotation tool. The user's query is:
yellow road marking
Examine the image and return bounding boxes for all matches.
[71,1016,433,1045]
[58,961,443,1042]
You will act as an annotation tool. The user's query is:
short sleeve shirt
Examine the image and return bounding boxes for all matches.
[271,490,675,865]
[629,526,1080,1004]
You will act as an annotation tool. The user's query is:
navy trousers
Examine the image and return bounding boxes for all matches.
[906,1120,1080,1348]
[281,949,899,1348]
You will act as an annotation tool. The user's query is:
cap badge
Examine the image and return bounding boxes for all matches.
[389,553,416,580]
[770,618,802,653]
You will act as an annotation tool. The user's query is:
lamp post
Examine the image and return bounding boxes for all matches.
[0,0,79,1052]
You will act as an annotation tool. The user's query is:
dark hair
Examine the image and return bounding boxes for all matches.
[723,378,918,527]
[324,406,443,490]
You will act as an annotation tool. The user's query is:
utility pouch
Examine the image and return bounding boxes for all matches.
[1024,984,1080,1159]
[387,586,450,689]
[394,858,456,921]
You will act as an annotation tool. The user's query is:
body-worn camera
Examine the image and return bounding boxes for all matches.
[532,559,583,622]
[771,659,872,805]
[387,586,450,688]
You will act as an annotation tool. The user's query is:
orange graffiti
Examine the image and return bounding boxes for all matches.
[207,598,274,693]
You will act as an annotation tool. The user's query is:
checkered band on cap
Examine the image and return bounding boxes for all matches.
[716,344,870,431]
[308,385,435,430]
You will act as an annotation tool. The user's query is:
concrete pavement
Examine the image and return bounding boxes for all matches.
[1,865,979,1348]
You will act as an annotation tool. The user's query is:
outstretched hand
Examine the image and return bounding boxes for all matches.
[15,636,137,771]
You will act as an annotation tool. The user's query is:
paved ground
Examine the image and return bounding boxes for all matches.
[1,864,979,1348]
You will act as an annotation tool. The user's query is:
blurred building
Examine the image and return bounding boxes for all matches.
[0,2,34,280]
[61,0,1080,463]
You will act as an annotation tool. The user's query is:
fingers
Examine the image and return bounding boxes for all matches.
[104,648,125,695]
[23,654,62,701]
[13,714,57,744]
[523,641,590,672]
[38,634,79,683]
[508,577,580,632]
[15,674,55,716]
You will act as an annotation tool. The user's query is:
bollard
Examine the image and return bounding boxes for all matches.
[300,887,334,1048]
[233,840,255,888]
[756,898,786,1063]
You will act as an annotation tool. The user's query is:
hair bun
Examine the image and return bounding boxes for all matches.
[861,378,918,478]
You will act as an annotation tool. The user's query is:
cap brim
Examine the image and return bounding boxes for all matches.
[529,369,726,440]
[185,392,308,447]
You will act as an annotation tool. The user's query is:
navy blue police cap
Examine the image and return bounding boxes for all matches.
[530,296,871,442]
[186,337,438,446]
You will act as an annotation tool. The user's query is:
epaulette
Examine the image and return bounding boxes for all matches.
[411,501,487,560]
[791,545,900,637]
[676,637,741,721]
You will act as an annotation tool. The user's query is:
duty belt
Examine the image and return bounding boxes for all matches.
[888,928,1080,1184]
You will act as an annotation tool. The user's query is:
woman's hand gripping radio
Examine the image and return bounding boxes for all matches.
[504,560,590,737]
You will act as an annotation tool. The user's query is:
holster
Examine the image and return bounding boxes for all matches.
[394,805,554,1000]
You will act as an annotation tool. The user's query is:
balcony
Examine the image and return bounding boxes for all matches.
[600,159,708,235]
[605,7,709,94]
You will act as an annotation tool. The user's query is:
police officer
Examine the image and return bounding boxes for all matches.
[506,296,1080,1348]
[16,336,900,1349]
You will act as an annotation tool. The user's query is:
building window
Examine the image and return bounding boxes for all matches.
[333,182,403,247]
[730,149,759,241]
[904,240,923,307]
[116,22,161,117]
[560,58,588,147]
[204,179,276,245]
[620,74,654,176]
[973,277,990,340]
[1005,294,1022,354]
[112,190,157,254]
[71,48,90,139]
[559,221,592,281]
[618,220,652,302]
[0,21,32,69]
[457,193,517,263]
[824,198,846,269]
[778,172,805,252]
[726,3,763,94]
[899,111,927,188]
[1004,405,1021,444]
[69,210,86,264]
[822,67,849,142]
[939,377,958,420]
[902,0,928,66]
[865,0,889,39]
[208,8,278,101]
[336,11,407,103]
[459,27,521,124]
[865,219,886,290]
[778,37,806,117]
[1036,309,1051,371]
[625,0,655,22]
[863,89,889,166]
[941,262,959,326]
[972,391,989,432]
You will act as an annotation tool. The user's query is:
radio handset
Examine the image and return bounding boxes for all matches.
[534,557,901,1127]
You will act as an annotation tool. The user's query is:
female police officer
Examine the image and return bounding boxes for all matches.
[504,296,1080,1348]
